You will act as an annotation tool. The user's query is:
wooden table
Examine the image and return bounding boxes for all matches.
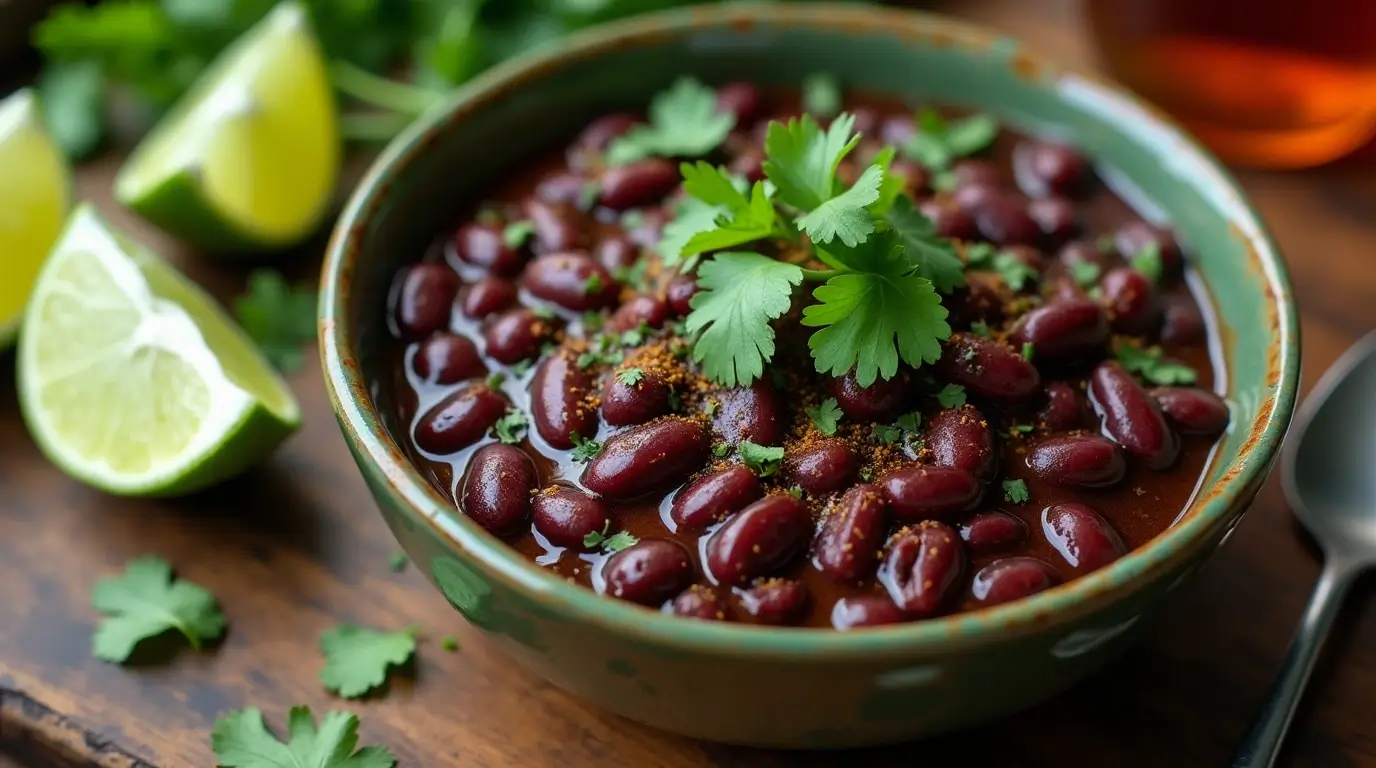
[4,1,1375,765]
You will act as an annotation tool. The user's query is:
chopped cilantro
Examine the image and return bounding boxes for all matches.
[883,195,966,293]
[786,485,805,500]
[903,108,999,170]
[1130,242,1163,284]
[964,242,998,268]
[684,252,804,387]
[618,321,651,347]
[577,180,601,211]
[211,707,396,768]
[319,624,416,698]
[896,412,923,433]
[1003,478,1030,504]
[704,399,720,417]
[607,78,734,164]
[620,210,646,230]
[501,219,535,249]
[485,372,507,390]
[584,521,640,553]
[1069,259,1103,288]
[666,387,683,411]
[738,440,785,477]
[441,636,459,652]
[970,320,991,338]
[993,251,1039,291]
[1022,341,1035,361]
[859,467,875,481]
[570,433,603,463]
[529,305,555,320]
[712,442,732,459]
[802,72,842,118]
[1115,344,1198,385]
[388,553,408,573]
[616,367,645,386]
[1010,423,1034,435]
[1096,234,1117,253]
[90,556,225,663]
[936,384,967,409]
[932,169,958,193]
[493,410,528,445]
[581,311,605,333]
[871,423,902,445]
[805,397,843,436]
[582,273,604,296]
[511,359,534,377]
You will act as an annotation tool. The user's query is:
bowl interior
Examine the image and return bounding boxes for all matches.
[324,4,1298,652]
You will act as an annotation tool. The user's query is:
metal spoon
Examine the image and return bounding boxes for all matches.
[1233,330,1376,768]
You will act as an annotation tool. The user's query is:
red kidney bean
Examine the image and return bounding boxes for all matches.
[831,595,909,630]
[392,263,458,340]
[453,222,523,276]
[602,539,693,606]
[879,522,965,616]
[1152,387,1230,435]
[601,369,671,427]
[712,381,785,446]
[738,580,810,625]
[890,158,930,195]
[1100,266,1158,333]
[577,112,638,150]
[607,294,668,332]
[975,195,1041,246]
[1044,274,1087,303]
[1114,220,1183,276]
[1041,502,1126,571]
[671,586,728,621]
[670,465,762,530]
[782,439,857,496]
[935,334,1041,400]
[1026,197,1079,242]
[918,198,977,240]
[954,159,1002,188]
[537,172,586,205]
[1040,381,1088,431]
[666,273,698,317]
[828,369,908,421]
[716,82,762,123]
[598,159,679,211]
[850,106,880,135]
[958,511,1028,554]
[1090,362,1180,469]
[522,252,619,312]
[483,308,555,364]
[626,207,666,248]
[523,199,585,253]
[460,275,517,319]
[414,384,507,455]
[1013,141,1088,198]
[953,181,1002,215]
[459,444,536,535]
[530,349,597,449]
[879,466,982,522]
[1058,239,1113,271]
[594,235,639,274]
[814,484,888,583]
[1008,299,1110,359]
[944,278,1005,329]
[880,115,915,146]
[532,486,609,549]
[1159,293,1206,345]
[582,417,710,499]
[971,557,1061,605]
[729,147,766,183]
[706,494,812,585]
[413,332,484,385]
[925,405,998,480]
[1027,435,1126,487]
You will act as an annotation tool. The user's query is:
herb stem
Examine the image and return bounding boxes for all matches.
[331,60,442,116]
[339,112,413,143]
[800,268,837,282]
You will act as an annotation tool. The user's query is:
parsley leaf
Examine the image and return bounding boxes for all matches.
[1069,259,1103,287]
[234,270,318,373]
[805,397,843,436]
[738,440,785,477]
[883,195,966,293]
[1115,344,1198,385]
[616,367,645,386]
[797,163,882,246]
[319,624,416,699]
[493,410,528,445]
[763,112,861,213]
[936,384,967,408]
[502,219,534,249]
[570,433,603,463]
[685,252,804,387]
[211,706,396,768]
[871,423,901,445]
[607,78,734,164]
[1003,478,1030,504]
[802,72,842,118]
[1130,242,1164,284]
[903,108,999,170]
[91,555,225,663]
[993,251,1039,292]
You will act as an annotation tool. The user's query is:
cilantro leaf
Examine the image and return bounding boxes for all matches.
[388,553,407,573]
[964,242,998,269]
[896,411,922,433]
[1021,341,1036,361]
[441,636,459,652]
[992,251,1039,292]
[936,384,967,408]
[211,706,396,768]
[944,113,1000,156]
[607,78,734,164]
[1010,423,1035,435]
[970,321,991,338]
[319,624,416,699]
[493,410,528,445]
[91,555,225,663]
[570,433,603,463]
[583,521,638,553]
[903,108,999,170]
[797,164,882,246]
[883,195,966,293]
[658,197,723,269]
[1069,259,1103,287]
[234,270,318,373]
[1003,478,1030,504]
[1115,344,1198,385]
[871,423,901,445]
[678,162,780,256]
[616,367,645,386]
[802,72,842,118]
[582,273,603,295]
[1130,242,1164,284]
[805,397,843,436]
[763,112,860,212]
[685,252,804,387]
[867,146,906,217]
[502,220,534,249]
[738,440,785,477]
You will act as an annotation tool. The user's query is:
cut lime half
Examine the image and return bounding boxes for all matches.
[0,88,70,350]
[18,205,301,496]
[115,1,338,253]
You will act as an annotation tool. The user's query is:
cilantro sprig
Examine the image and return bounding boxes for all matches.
[319,624,417,699]
[607,78,734,165]
[805,398,843,436]
[211,706,396,768]
[1115,343,1198,385]
[91,556,225,663]
[738,440,785,477]
[902,108,999,172]
[583,522,639,553]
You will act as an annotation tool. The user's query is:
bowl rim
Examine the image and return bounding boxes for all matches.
[320,2,1300,658]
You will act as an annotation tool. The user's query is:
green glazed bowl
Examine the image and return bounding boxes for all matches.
[321,3,1299,748]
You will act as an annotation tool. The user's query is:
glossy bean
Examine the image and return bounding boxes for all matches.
[953,159,1002,188]
[460,276,517,319]
[666,273,698,317]
[413,332,484,385]
[828,369,908,421]
[1159,294,1206,345]
[453,222,523,275]
[1152,387,1230,435]
[1012,140,1088,198]
[706,494,812,586]
[1041,502,1126,572]
[918,198,977,240]
[598,159,679,211]
[601,369,672,427]
[524,199,585,252]
[953,181,1002,215]
[889,158,930,196]
[582,417,710,499]
[1026,435,1126,487]
[712,381,785,446]
[602,539,693,606]
[670,465,762,530]
[958,511,1028,554]
[935,333,1041,399]
[783,439,857,496]
[532,487,609,549]
[879,115,915,147]
[594,235,639,274]
[716,82,762,123]
[813,484,888,583]
[671,586,728,621]
[483,308,555,364]
[459,444,536,535]
[1026,197,1079,242]
[608,294,668,332]
[531,349,598,449]
[878,522,966,616]
[1058,239,1114,271]
[1090,362,1180,469]
[1040,381,1089,432]
[975,195,1040,246]
[414,384,507,455]
[392,263,458,340]
[944,279,1005,329]
[577,112,638,150]
[1100,267,1158,333]
[831,595,909,630]
[737,580,810,625]
[536,172,586,205]
[879,466,983,522]
[924,405,997,480]
[971,557,1061,605]
[1009,299,1110,359]
[522,252,619,312]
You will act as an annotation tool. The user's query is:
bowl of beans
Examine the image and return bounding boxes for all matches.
[320,3,1299,748]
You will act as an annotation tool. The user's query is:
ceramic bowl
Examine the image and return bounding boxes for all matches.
[320,3,1299,747]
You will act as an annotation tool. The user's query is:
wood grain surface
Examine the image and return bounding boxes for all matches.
[4,1,1376,765]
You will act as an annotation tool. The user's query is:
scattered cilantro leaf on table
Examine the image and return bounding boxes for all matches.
[936,384,967,409]
[91,555,224,664]
[607,78,734,165]
[802,72,842,118]
[493,410,528,445]
[1115,344,1198,385]
[211,706,396,768]
[319,624,416,699]
[883,195,966,293]
[1003,478,1030,504]
[738,440,785,477]
[805,397,843,436]
[903,108,998,170]
[387,553,407,573]
[685,252,804,387]
[235,270,318,373]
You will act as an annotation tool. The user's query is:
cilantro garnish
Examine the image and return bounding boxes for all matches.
[493,410,528,445]
[764,113,881,246]
[211,707,396,768]
[1022,341,1035,361]
[485,372,507,389]
[786,485,805,499]
[1130,242,1164,284]
[529,305,555,320]
[90,556,225,663]
[441,636,459,652]
[570,433,603,463]
[616,367,645,386]
[970,321,992,338]
[896,411,923,433]
[1096,234,1117,253]
[802,72,842,118]
[964,242,998,268]
[666,387,683,412]
[607,78,734,165]
[388,552,408,573]
[319,624,416,699]
[673,162,782,260]
[1010,424,1034,435]
[618,322,652,348]
[582,273,604,296]
[1003,478,1030,504]
[583,521,639,553]
[712,442,732,459]
[577,180,601,211]
[234,270,317,373]
[871,423,902,445]
[993,251,1039,292]
[1069,259,1102,288]
[581,311,605,333]
[502,219,534,249]
[1115,344,1198,385]
[936,384,967,408]
[883,195,967,293]
[511,359,534,377]
[684,252,804,387]
[738,440,785,477]
[902,108,999,170]
[805,397,843,436]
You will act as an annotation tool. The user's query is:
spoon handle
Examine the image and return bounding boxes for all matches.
[1232,560,1357,768]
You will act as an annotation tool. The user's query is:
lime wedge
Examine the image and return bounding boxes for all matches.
[0,88,70,350]
[18,205,301,496]
[114,1,338,253]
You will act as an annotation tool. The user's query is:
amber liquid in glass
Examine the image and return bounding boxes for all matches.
[1084,0,1376,167]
